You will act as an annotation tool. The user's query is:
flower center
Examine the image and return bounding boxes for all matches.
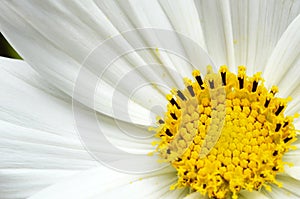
[152,66,298,199]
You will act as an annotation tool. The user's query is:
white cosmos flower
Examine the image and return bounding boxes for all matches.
[1,0,300,199]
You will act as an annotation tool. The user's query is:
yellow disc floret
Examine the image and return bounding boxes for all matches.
[153,66,298,199]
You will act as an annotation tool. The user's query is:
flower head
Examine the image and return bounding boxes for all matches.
[0,1,300,199]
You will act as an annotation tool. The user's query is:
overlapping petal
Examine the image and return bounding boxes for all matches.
[28,166,184,199]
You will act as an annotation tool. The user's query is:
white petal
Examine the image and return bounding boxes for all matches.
[158,0,214,76]
[96,0,214,80]
[29,166,186,199]
[294,118,300,131]
[0,58,98,197]
[264,14,300,94]
[230,0,300,74]
[0,169,78,199]
[0,58,163,196]
[111,0,196,79]
[276,175,300,197]
[74,109,165,173]
[0,56,68,100]
[0,1,220,125]
[260,11,300,118]
[158,0,207,51]
[284,164,300,180]
[0,57,75,137]
[0,120,97,170]
[195,0,235,69]
[239,190,269,199]
[94,0,188,85]
[283,137,300,180]
[183,192,208,199]
[0,1,167,124]
[0,57,160,168]
[261,176,300,199]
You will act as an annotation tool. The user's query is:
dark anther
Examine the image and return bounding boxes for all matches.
[203,184,207,189]
[158,119,164,124]
[283,121,289,128]
[167,149,171,154]
[254,182,262,189]
[187,85,195,97]
[165,129,173,137]
[209,80,214,89]
[273,150,278,156]
[170,113,177,120]
[275,124,282,132]
[169,98,181,109]
[260,174,265,178]
[177,90,187,101]
[272,167,279,171]
[270,89,277,95]
[264,99,270,108]
[195,75,205,89]
[221,72,226,86]
[252,81,258,92]
[238,77,244,89]
[184,171,188,175]
[177,158,182,162]
[275,105,284,116]
[284,137,293,143]
[240,105,244,111]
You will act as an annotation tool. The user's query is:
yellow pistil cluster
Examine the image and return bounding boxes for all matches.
[153,66,298,199]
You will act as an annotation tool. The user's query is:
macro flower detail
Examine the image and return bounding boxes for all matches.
[154,66,297,198]
[0,1,300,199]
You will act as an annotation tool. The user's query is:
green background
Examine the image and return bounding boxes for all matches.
[0,33,22,59]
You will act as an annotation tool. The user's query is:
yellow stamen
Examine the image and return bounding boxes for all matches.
[152,66,298,199]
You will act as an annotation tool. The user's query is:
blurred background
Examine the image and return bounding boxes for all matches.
[0,32,22,59]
